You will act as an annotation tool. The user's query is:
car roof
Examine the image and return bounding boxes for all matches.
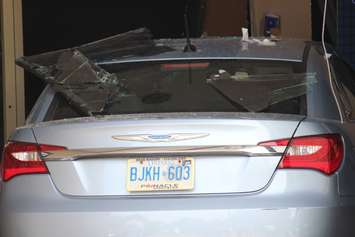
[97,37,308,65]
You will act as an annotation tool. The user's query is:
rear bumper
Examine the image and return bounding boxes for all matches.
[2,207,355,237]
[1,171,355,237]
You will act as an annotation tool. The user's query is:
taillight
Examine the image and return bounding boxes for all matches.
[1,142,66,181]
[259,134,344,175]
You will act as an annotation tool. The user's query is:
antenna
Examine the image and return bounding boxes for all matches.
[183,3,196,52]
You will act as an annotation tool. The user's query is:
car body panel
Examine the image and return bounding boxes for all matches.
[29,115,301,196]
[2,171,355,237]
[2,37,355,237]
[98,38,307,65]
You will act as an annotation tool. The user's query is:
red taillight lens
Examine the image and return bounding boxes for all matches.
[1,142,66,182]
[259,134,344,175]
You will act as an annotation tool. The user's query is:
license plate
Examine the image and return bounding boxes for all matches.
[126,157,195,192]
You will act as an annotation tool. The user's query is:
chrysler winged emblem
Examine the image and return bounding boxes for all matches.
[112,133,209,143]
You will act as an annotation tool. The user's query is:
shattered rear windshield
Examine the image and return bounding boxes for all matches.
[44,59,315,121]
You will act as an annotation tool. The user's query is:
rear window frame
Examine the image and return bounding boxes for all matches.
[40,58,331,122]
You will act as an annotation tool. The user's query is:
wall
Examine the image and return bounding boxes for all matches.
[203,0,248,36]
[1,0,24,140]
[0,51,3,148]
[250,0,312,39]
[0,4,3,148]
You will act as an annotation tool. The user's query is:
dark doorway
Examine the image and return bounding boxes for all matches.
[22,0,205,115]
[311,0,337,45]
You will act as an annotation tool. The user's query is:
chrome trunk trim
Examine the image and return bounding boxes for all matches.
[41,145,285,161]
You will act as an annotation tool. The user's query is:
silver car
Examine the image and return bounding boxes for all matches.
[2,29,355,237]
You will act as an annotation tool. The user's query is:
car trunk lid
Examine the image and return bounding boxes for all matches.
[32,113,302,196]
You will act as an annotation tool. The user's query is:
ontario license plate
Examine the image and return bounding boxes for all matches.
[126,157,195,192]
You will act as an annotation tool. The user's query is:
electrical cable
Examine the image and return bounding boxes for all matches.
[322,0,344,122]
